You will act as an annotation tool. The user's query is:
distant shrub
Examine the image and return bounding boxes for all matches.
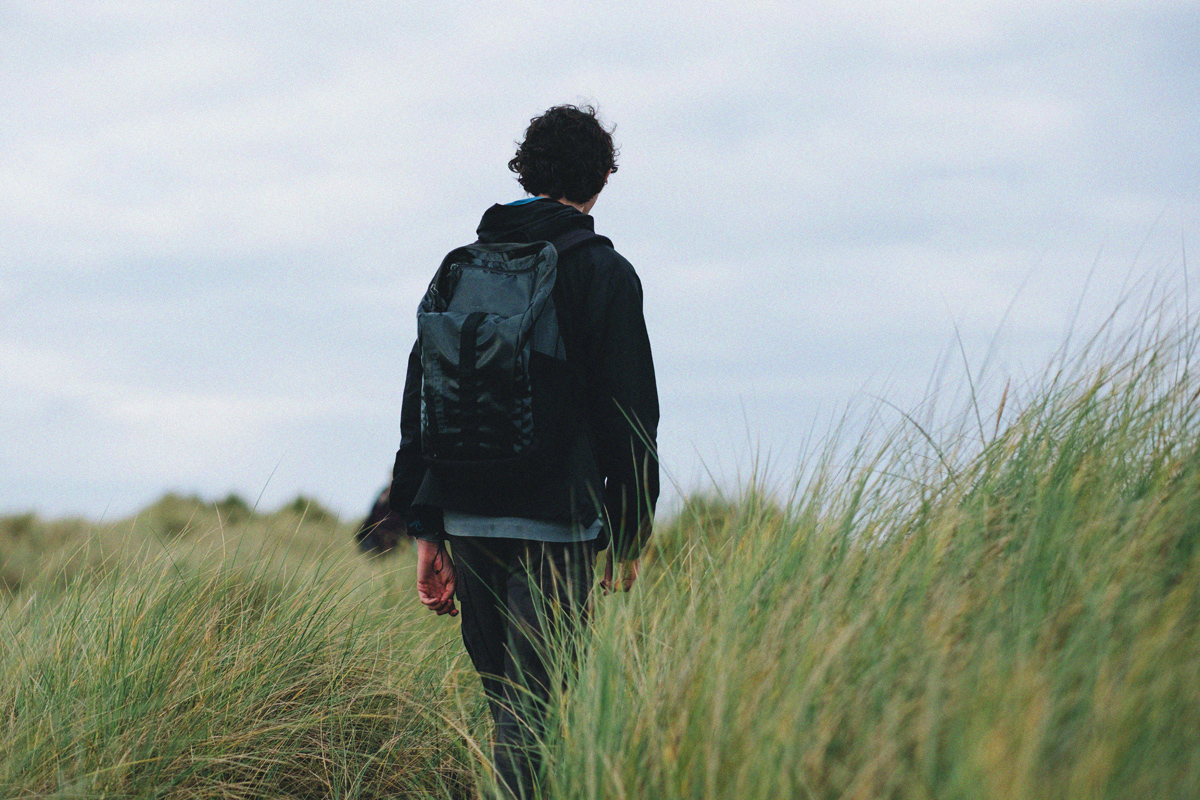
[645,491,784,563]
[281,495,337,524]
[1,512,38,539]
[1,513,94,594]
[214,492,252,525]
[0,514,38,592]
[141,492,208,539]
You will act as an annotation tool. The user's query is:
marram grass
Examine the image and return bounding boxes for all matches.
[2,303,1198,799]
[0,541,482,799]
[543,308,1200,799]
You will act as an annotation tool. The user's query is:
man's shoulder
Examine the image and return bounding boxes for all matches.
[580,240,640,291]
[549,230,638,304]
[562,229,632,271]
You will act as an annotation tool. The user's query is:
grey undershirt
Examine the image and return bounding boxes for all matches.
[443,511,603,543]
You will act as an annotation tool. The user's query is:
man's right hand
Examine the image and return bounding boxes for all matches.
[601,548,639,594]
[415,539,458,616]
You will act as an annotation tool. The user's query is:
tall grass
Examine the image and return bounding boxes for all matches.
[544,296,1200,799]
[0,514,483,798]
[2,292,1197,798]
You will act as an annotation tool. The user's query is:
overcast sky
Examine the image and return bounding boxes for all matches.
[3,0,1197,521]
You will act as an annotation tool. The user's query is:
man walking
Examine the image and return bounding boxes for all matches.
[389,104,659,798]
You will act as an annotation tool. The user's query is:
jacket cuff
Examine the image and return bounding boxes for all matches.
[405,505,446,543]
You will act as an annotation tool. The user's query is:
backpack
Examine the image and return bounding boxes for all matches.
[416,228,609,481]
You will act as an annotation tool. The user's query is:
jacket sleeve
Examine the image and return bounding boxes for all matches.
[584,257,660,559]
[389,340,444,541]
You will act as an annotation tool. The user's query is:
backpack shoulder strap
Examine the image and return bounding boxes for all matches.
[535,229,613,364]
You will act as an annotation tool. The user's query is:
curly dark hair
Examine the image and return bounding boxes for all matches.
[508,105,619,204]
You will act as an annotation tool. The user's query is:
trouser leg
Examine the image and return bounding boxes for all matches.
[450,537,511,736]
[451,537,594,800]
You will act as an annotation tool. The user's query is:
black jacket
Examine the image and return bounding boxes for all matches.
[390,199,659,556]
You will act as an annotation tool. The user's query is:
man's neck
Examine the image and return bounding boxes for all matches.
[538,194,599,215]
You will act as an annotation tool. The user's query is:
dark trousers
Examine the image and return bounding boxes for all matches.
[450,536,595,800]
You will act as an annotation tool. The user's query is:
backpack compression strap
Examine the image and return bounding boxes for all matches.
[458,310,487,431]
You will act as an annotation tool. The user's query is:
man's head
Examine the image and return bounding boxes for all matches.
[508,104,619,206]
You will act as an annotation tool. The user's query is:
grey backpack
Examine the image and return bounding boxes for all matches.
[416,229,607,477]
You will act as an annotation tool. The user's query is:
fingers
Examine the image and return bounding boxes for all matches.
[600,553,638,595]
[434,581,457,616]
[623,558,640,591]
[432,599,459,616]
[418,588,458,616]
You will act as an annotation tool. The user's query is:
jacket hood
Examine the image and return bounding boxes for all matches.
[475,198,596,245]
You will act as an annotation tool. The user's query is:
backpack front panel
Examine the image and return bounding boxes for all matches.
[417,241,558,468]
